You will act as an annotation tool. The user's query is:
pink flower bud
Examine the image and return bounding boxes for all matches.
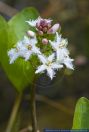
[38,31,43,36]
[47,23,60,34]
[27,30,35,37]
[42,38,48,45]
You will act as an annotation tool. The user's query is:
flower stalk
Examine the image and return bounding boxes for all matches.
[30,76,38,132]
[6,93,22,132]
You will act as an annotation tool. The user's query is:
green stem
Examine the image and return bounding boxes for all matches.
[30,76,37,132]
[6,93,22,132]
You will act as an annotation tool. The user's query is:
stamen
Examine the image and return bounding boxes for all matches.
[27,45,32,50]
[46,61,52,66]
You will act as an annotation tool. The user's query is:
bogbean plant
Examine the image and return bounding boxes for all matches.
[0,7,89,132]
[8,17,74,79]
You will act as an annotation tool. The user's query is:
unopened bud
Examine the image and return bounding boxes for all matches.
[42,38,48,45]
[38,31,43,36]
[27,30,35,37]
[43,27,48,32]
[47,23,60,34]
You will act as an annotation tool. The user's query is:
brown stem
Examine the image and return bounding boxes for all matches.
[0,1,18,17]
[30,76,37,132]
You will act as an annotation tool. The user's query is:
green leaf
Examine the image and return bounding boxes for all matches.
[8,7,39,44]
[72,97,89,129]
[0,7,39,92]
[0,16,8,60]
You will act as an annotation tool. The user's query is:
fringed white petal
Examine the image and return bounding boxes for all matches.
[35,65,46,73]
[52,63,63,69]
[38,54,47,64]
[47,68,55,80]
[24,51,32,61]
[8,49,19,64]
[64,57,74,70]
[48,53,55,62]
[32,46,41,54]
[26,20,37,27]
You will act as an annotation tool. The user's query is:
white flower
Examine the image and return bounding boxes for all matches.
[8,36,41,63]
[8,41,26,64]
[49,32,68,61]
[35,53,63,80]
[18,36,41,61]
[49,32,74,70]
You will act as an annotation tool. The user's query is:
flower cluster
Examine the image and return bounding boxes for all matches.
[8,16,74,80]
